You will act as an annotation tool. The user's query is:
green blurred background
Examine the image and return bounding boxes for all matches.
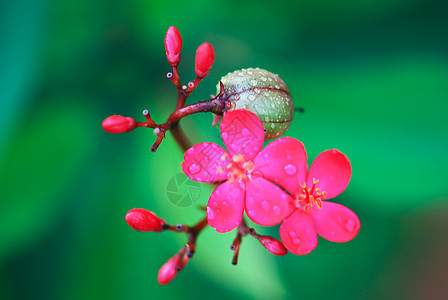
[1,0,447,299]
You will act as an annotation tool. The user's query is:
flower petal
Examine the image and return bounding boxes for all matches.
[279,210,318,255]
[253,137,307,195]
[220,109,265,161]
[245,177,296,226]
[310,201,360,243]
[182,142,232,182]
[207,181,245,233]
[307,149,351,199]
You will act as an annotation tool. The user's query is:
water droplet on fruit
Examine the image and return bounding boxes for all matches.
[292,238,300,245]
[248,94,256,101]
[283,164,297,176]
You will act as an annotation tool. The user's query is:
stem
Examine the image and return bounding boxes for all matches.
[170,124,192,152]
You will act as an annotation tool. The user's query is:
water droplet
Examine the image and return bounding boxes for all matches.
[247,197,254,203]
[238,72,244,77]
[249,79,257,87]
[292,238,300,245]
[283,164,297,176]
[254,88,260,94]
[261,200,271,211]
[202,171,208,177]
[260,76,267,82]
[286,155,292,160]
[234,94,240,100]
[345,219,355,232]
[207,207,215,220]
[263,154,269,160]
[213,201,217,206]
[247,71,253,75]
[248,94,256,101]
[242,129,249,136]
[222,132,228,139]
[189,163,201,174]
[223,201,228,207]
[273,206,281,216]
[248,210,255,217]
[289,231,296,238]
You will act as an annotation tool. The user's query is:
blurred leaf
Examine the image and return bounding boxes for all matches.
[0,101,95,261]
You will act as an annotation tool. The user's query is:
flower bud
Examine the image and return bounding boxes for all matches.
[165,26,182,67]
[158,253,182,285]
[195,42,215,78]
[259,236,288,256]
[102,115,137,134]
[125,208,166,232]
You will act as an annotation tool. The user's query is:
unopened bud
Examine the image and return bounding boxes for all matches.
[158,253,182,285]
[195,42,215,78]
[165,26,182,67]
[102,115,137,134]
[125,208,166,232]
[259,236,288,256]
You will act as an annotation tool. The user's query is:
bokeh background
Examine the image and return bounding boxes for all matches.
[1,0,448,299]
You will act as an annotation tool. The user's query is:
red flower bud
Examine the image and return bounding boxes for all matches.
[165,26,182,67]
[259,236,288,256]
[195,42,215,78]
[125,208,166,232]
[158,253,182,285]
[102,115,137,134]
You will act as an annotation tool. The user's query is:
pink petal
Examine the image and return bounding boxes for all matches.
[310,201,360,243]
[307,149,351,199]
[207,181,245,233]
[182,142,232,182]
[245,177,296,226]
[220,109,265,161]
[279,210,318,255]
[253,137,307,196]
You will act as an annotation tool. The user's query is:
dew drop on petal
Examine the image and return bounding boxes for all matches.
[283,164,297,176]
[207,207,215,220]
[222,132,228,140]
[292,238,301,245]
[273,205,281,216]
[289,231,296,238]
[261,200,270,211]
[247,197,254,203]
[242,129,249,136]
[345,219,355,232]
[248,210,255,217]
[188,163,201,174]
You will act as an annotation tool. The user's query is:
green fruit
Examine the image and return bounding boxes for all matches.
[217,68,294,140]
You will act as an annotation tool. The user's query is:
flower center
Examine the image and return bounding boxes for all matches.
[226,154,255,184]
[296,178,327,213]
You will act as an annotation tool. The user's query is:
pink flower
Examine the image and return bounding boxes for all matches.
[182,109,296,233]
[247,139,360,255]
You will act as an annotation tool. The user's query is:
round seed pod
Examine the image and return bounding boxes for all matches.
[217,68,294,140]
